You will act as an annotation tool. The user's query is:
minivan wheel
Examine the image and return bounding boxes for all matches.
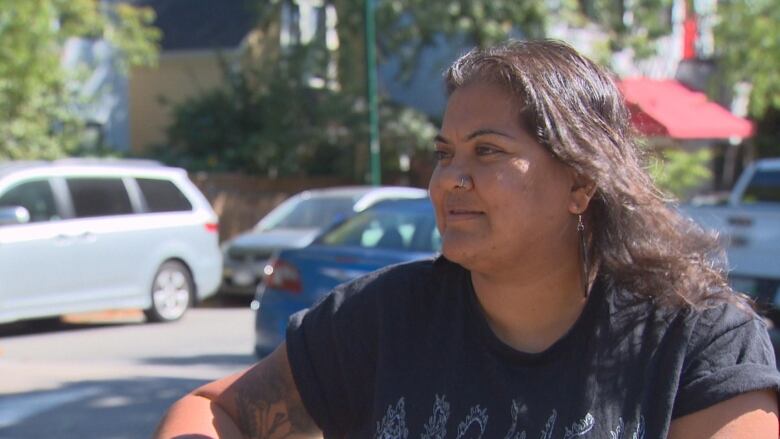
[145,261,193,323]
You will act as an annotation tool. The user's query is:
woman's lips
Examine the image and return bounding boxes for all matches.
[446,208,484,220]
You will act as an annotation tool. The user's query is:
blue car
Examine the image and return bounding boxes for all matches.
[252,198,440,357]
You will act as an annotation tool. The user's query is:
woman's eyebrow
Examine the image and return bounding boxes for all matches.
[466,128,516,140]
[434,129,516,144]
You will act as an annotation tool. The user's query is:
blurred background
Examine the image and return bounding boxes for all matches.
[0,0,778,437]
[2,0,777,237]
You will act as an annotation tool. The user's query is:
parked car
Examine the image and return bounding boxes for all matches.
[681,158,780,358]
[252,197,440,356]
[220,186,427,296]
[0,159,222,324]
[681,158,780,299]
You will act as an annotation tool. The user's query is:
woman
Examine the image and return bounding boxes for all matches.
[155,40,780,438]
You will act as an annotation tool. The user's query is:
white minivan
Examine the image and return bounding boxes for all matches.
[0,159,222,324]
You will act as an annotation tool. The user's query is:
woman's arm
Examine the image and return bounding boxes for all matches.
[154,343,322,438]
[668,389,778,439]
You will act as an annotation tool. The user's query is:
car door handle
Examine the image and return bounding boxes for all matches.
[55,234,75,245]
[727,216,753,227]
[55,232,95,243]
[78,231,96,242]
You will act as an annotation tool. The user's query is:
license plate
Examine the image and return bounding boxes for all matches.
[232,270,255,287]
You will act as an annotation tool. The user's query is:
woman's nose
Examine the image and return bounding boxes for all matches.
[432,161,472,191]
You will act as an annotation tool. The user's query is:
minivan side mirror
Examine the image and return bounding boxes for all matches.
[0,206,31,226]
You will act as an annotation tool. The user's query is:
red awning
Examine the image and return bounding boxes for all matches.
[618,78,754,140]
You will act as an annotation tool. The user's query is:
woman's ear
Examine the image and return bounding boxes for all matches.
[569,174,597,214]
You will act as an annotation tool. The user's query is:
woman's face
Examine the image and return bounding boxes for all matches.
[429,83,581,275]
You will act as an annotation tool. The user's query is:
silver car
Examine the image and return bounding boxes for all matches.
[220,186,427,296]
[0,159,222,324]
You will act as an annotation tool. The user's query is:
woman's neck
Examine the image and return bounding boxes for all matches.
[469,258,588,353]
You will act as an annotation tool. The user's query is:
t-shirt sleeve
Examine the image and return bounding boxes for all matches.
[673,303,780,418]
[284,268,390,437]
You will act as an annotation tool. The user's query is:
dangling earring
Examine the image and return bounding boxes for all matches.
[577,214,589,298]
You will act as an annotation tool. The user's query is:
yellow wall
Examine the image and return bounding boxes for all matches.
[129,52,229,153]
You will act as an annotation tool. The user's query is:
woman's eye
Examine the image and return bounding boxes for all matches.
[475,144,501,155]
[433,149,451,161]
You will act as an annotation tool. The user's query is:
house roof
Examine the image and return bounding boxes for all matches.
[138,0,257,51]
[618,78,754,140]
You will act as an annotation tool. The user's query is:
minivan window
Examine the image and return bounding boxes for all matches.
[137,178,192,212]
[67,178,134,217]
[0,179,59,222]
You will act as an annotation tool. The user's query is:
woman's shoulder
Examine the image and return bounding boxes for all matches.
[605,277,756,319]
[684,299,771,353]
[606,280,772,353]
[671,298,779,418]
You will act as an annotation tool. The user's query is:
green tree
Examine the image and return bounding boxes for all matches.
[715,0,780,118]
[161,0,702,180]
[160,45,436,178]
[0,0,159,160]
[648,148,713,199]
[162,48,359,176]
[161,0,553,179]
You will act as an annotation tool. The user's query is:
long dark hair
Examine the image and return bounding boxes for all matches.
[444,39,744,310]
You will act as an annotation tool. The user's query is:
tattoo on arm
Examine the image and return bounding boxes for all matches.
[234,349,320,438]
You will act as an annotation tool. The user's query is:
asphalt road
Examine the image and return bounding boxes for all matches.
[0,300,257,439]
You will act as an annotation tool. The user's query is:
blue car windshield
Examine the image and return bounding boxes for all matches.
[320,209,440,252]
[259,196,356,230]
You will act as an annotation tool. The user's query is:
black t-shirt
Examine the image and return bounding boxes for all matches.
[286,257,780,438]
